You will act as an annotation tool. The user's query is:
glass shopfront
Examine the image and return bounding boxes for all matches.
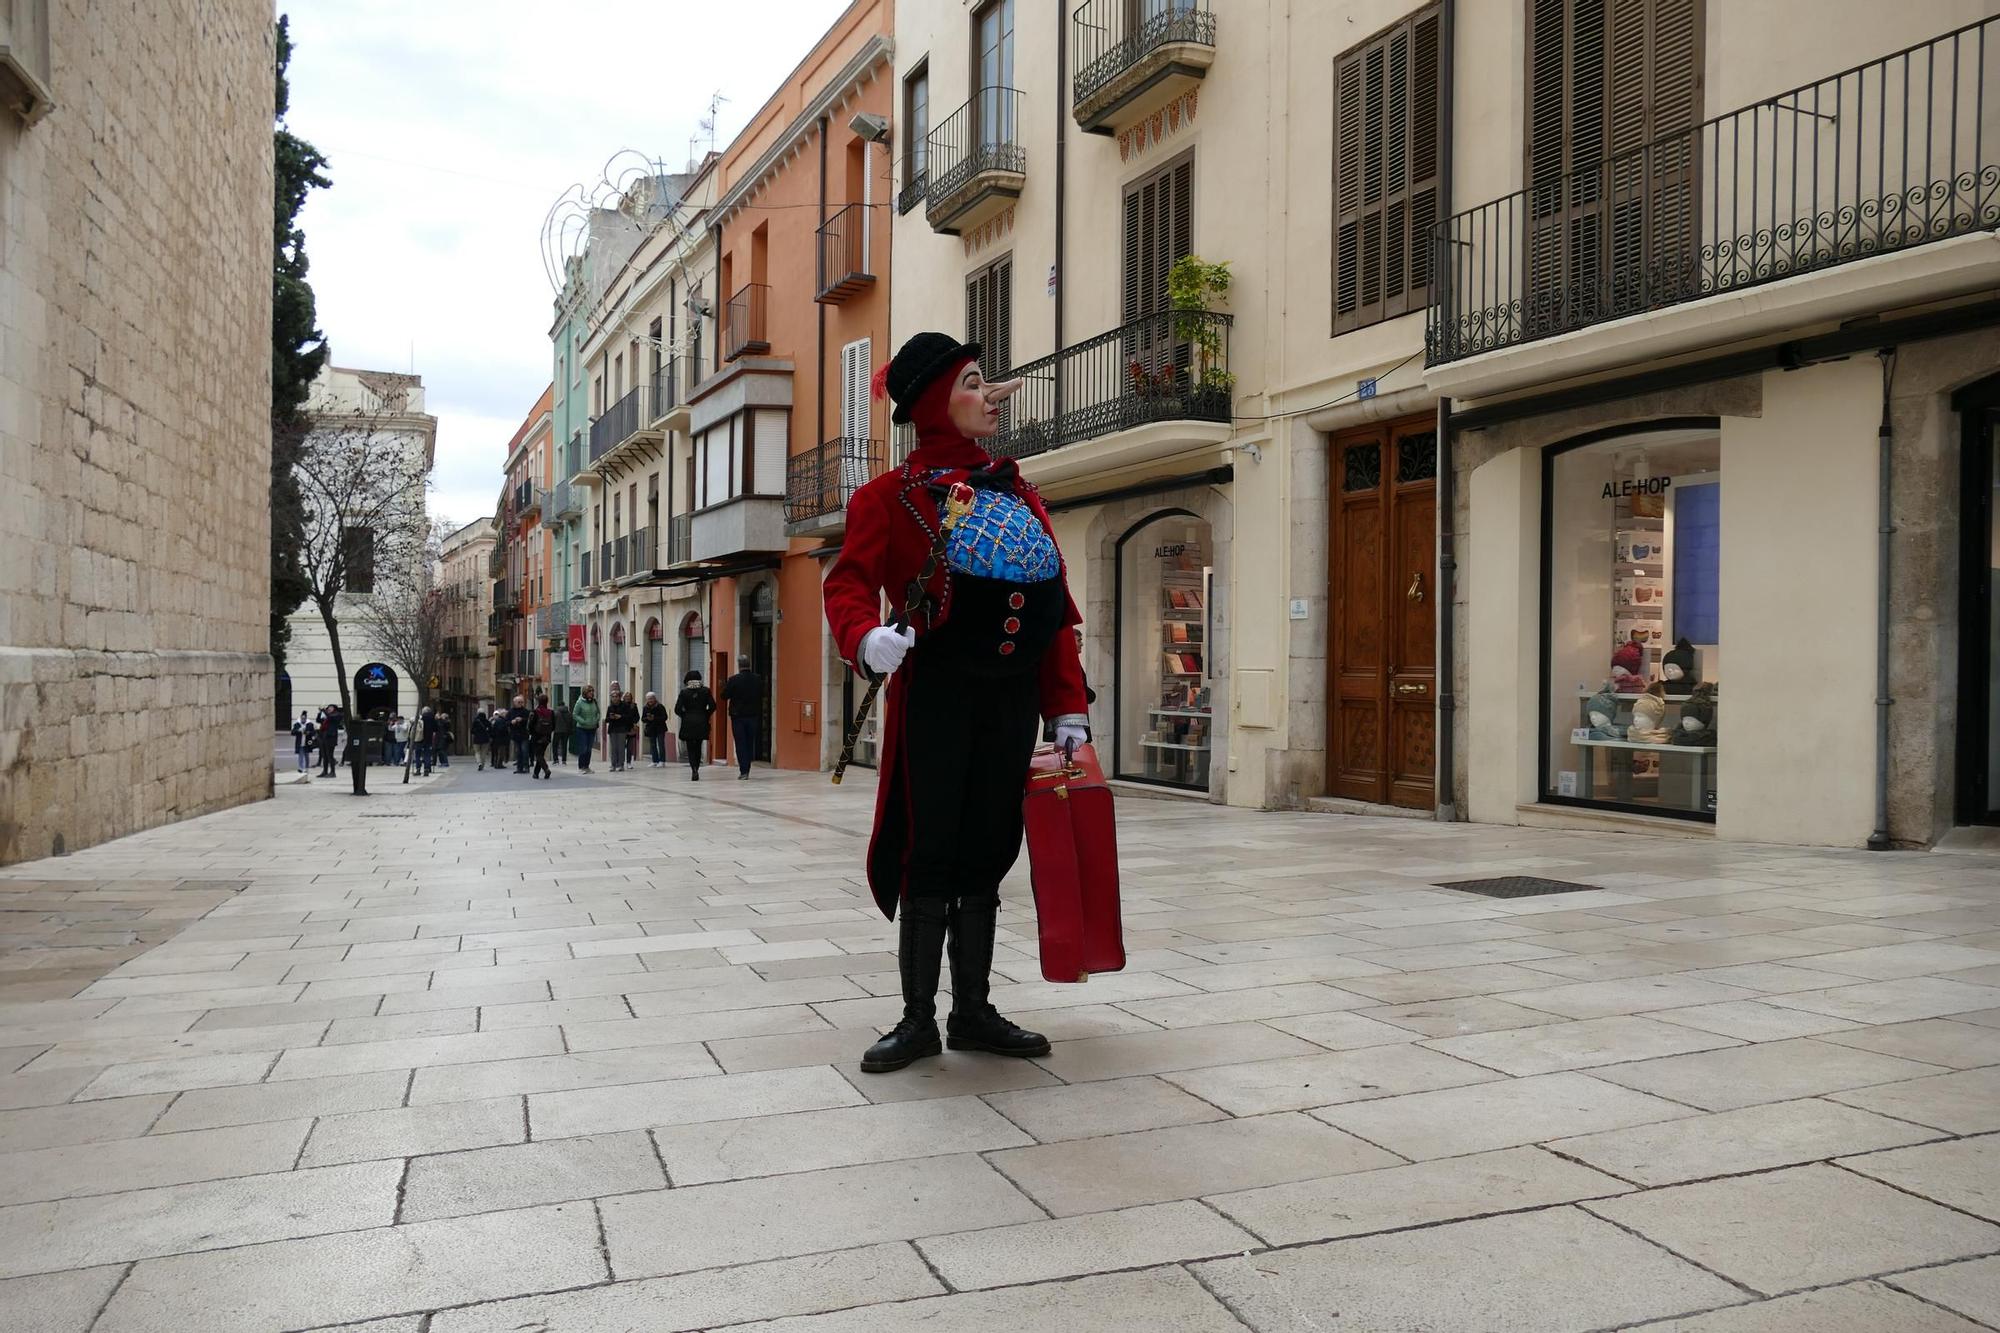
[1544,424,1721,820]
[1117,512,1214,790]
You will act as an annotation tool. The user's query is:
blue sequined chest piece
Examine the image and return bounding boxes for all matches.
[943,487,1061,583]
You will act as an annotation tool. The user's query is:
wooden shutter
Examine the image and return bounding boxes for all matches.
[840,339,870,439]
[1332,6,1442,335]
[991,257,1011,373]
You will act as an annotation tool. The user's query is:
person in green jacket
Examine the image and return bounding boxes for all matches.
[570,685,602,772]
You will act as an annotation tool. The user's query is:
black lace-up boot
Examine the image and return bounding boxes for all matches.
[860,896,948,1073]
[944,895,1051,1057]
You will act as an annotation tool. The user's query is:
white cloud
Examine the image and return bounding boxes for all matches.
[284,0,857,526]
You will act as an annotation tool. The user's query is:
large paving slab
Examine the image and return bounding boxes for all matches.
[5,762,1999,1326]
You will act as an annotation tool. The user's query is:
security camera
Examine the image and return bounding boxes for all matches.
[849,112,891,144]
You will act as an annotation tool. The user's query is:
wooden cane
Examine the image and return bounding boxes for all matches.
[832,482,974,784]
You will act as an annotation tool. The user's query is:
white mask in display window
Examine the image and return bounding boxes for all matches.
[1590,710,1615,730]
[1682,715,1703,732]
[1663,662,1684,682]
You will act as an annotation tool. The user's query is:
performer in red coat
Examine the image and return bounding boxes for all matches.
[825,332,1090,1073]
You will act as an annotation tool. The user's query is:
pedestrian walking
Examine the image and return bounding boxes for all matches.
[389,714,410,768]
[509,695,532,773]
[642,691,669,767]
[606,688,638,772]
[722,654,763,780]
[487,703,510,771]
[411,706,432,775]
[291,711,313,773]
[470,707,491,770]
[673,672,717,781]
[553,700,573,765]
[571,685,601,772]
[318,705,340,777]
[823,333,1086,1073]
[530,691,555,779]
[436,716,453,767]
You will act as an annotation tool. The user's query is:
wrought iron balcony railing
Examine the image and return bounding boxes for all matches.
[1429,15,2000,366]
[514,480,537,515]
[587,385,655,463]
[785,437,884,524]
[725,283,771,360]
[535,600,573,640]
[624,526,655,578]
[666,512,692,565]
[927,87,1026,207]
[897,166,928,216]
[649,359,679,421]
[816,203,876,303]
[990,309,1234,461]
[1072,0,1215,109]
[545,478,582,525]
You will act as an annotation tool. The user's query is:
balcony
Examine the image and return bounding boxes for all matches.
[690,496,788,564]
[585,384,663,475]
[725,284,771,360]
[544,479,582,527]
[652,358,691,433]
[622,526,657,581]
[816,204,876,304]
[786,436,882,535]
[892,421,917,470]
[1428,16,2000,374]
[896,165,928,217]
[925,87,1026,235]
[666,512,692,565]
[514,480,537,518]
[1072,0,1216,136]
[990,309,1235,469]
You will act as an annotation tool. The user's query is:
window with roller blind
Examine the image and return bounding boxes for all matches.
[1525,0,1703,333]
[965,257,1012,375]
[1332,5,1442,336]
[839,339,872,440]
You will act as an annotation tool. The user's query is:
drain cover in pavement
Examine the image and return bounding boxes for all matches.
[1438,876,1600,899]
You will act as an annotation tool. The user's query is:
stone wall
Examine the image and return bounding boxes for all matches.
[0,1,275,863]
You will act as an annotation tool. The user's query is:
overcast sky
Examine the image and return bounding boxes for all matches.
[285,0,855,529]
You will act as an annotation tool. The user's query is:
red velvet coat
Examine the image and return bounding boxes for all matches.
[825,440,1088,918]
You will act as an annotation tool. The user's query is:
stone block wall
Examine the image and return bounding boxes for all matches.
[0,0,275,863]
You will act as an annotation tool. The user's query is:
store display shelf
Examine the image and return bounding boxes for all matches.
[1572,737,1716,754]
[1162,671,1202,677]
[1142,741,1211,751]
[1149,708,1212,718]
[1575,690,1697,702]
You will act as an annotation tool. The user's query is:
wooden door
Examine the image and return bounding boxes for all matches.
[1329,418,1437,808]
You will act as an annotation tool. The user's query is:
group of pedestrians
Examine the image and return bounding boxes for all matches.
[288,703,452,778]
[456,658,763,782]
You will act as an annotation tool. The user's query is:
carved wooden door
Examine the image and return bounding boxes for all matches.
[1329,418,1437,808]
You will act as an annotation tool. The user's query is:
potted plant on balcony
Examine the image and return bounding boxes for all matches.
[1169,255,1235,421]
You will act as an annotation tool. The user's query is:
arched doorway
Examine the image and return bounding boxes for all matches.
[590,624,602,697]
[1957,370,2000,824]
[609,622,628,700]
[748,581,776,762]
[645,618,664,701]
[1115,511,1214,791]
[680,611,706,685]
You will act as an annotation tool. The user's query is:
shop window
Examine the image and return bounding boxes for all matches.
[1543,424,1720,819]
[1117,512,1214,790]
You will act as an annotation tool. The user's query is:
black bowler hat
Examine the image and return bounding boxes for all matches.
[885,332,980,424]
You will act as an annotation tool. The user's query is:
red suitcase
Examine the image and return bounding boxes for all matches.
[1022,744,1125,983]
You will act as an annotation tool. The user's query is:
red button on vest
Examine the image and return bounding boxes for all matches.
[1004,617,1021,634]
[1007,592,1025,610]
[998,641,1016,656]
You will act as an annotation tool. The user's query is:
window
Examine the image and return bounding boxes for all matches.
[340,527,375,595]
[1332,4,1443,334]
[1124,154,1193,323]
[1526,0,1703,330]
[975,1,1017,148]
[694,410,786,507]
[840,338,872,440]
[903,61,930,199]
[966,256,1012,375]
[1543,424,1721,820]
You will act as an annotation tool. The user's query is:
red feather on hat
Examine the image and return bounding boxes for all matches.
[870,364,890,401]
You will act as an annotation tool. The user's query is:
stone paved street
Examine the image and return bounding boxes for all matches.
[2,761,2000,1331]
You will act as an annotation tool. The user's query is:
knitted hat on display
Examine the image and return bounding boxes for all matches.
[1611,640,1645,677]
[1663,636,1701,688]
[880,332,982,425]
[1586,686,1621,724]
[1683,682,1717,726]
[1631,682,1668,731]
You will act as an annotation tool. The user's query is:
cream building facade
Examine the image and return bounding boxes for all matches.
[0,0,274,863]
[890,0,2000,848]
[283,366,439,720]
[568,166,723,714]
[438,517,496,741]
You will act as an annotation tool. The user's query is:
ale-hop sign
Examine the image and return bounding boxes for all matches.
[1604,476,1673,500]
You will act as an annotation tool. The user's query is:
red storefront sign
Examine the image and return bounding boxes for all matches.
[567,624,585,663]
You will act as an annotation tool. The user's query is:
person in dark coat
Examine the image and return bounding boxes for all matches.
[823,333,1089,1075]
[508,695,531,773]
[641,691,670,768]
[552,700,573,765]
[721,655,763,780]
[420,706,445,776]
[529,692,555,779]
[672,672,717,781]
[470,707,491,770]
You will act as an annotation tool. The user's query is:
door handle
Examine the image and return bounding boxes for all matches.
[1395,682,1427,696]
[1407,572,1426,604]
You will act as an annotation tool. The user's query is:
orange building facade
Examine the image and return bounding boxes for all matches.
[693,0,895,772]
[496,385,555,704]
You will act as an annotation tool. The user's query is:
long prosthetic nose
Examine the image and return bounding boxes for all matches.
[983,377,1026,406]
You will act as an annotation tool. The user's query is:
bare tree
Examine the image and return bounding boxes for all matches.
[294,413,433,715]
[352,520,455,711]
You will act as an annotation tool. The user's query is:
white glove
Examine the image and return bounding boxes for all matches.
[1054,722,1089,758]
[860,624,917,677]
